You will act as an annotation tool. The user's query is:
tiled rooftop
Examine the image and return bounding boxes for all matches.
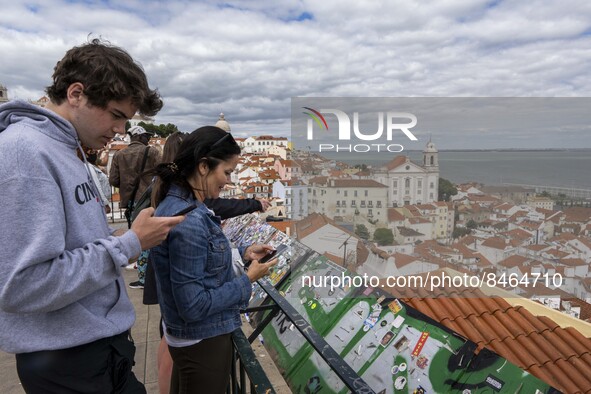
[386,283,591,393]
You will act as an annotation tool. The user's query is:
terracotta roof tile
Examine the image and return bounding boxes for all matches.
[544,361,582,393]
[527,365,559,391]
[554,358,591,392]
[533,314,558,331]
[383,155,407,171]
[465,314,498,343]
[514,335,554,365]
[479,313,514,342]
[398,291,591,393]
[486,339,523,367]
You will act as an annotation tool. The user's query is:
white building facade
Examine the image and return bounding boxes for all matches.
[307,179,388,224]
[243,136,289,154]
[272,180,308,220]
[375,141,440,207]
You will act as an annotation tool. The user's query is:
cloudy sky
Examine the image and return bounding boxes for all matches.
[1,0,591,149]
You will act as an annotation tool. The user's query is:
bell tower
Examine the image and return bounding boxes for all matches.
[423,138,438,169]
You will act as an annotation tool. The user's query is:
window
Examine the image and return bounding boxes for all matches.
[405,179,410,188]
[354,190,358,197]
[364,190,368,197]
[430,182,434,189]
[418,180,422,188]
[337,189,340,194]
[344,190,348,197]
[393,180,398,187]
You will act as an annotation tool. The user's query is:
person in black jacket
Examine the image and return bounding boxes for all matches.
[141,131,269,394]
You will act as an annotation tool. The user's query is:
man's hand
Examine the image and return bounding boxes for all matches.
[256,198,271,212]
[130,207,185,250]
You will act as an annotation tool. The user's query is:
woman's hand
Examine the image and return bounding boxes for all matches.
[243,244,274,262]
[246,258,278,283]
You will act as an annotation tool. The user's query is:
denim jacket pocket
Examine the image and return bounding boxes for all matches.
[208,238,228,273]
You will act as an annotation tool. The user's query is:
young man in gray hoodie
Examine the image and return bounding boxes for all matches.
[0,39,184,393]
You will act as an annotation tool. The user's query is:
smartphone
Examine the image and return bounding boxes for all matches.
[259,243,288,264]
[172,204,198,216]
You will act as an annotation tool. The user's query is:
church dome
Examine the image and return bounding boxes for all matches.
[215,113,231,132]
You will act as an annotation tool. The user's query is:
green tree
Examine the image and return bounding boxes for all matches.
[452,227,471,239]
[466,219,477,229]
[373,228,394,246]
[137,121,180,138]
[159,123,180,138]
[438,178,458,201]
[355,224,370,240]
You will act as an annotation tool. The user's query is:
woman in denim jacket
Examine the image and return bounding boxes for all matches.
[150,126,276,393]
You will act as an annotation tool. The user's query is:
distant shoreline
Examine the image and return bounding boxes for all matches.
[403,148,591,152]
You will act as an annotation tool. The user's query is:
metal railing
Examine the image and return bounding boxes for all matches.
[243,280,376,394]
[229,329,276,394]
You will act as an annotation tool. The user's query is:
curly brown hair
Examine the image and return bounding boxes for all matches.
[46,38,163,116]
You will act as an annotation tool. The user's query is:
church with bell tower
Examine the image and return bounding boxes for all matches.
[374,140,440,207]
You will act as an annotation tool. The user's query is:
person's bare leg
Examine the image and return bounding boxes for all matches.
[157,336,173,394]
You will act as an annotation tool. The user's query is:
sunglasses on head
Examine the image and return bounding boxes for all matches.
[211,132,232,149]
[193,132,234,161]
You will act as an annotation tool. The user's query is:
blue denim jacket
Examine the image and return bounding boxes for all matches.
[151,185,252,340]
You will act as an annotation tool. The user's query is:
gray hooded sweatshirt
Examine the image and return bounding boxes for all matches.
[0,100,141,353]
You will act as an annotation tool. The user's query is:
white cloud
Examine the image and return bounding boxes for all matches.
[1,0,590,147]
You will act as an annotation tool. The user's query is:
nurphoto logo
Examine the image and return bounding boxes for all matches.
[302,106,418,153]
